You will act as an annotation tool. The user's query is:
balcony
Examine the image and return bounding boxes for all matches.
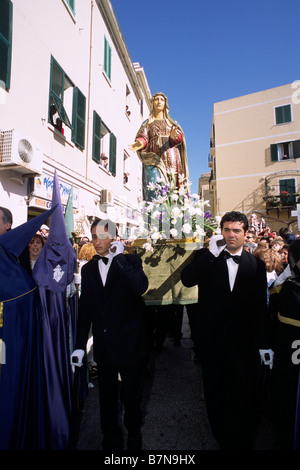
[264,193,298,214]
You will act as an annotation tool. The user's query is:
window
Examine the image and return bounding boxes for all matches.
[92,111,101,163]
[123,152,130,185]
[65,0,75,15]
[92,111,117,176]
[270,140,300,161]
[72,87,86,149]
[279,179,296,206]
[0,0,13,90]
[49,57,73,134]
[103,36,111,81]
[275,104,292,125]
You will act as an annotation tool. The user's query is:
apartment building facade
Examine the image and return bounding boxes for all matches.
[209,82,300,232]
[0,0,151,237]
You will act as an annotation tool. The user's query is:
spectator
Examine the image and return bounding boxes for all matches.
[279,227,296,245]
[279,244,289,269]
[0,206,13,234]
[19,234,45,272]
[244,230,257,253]
[269,238,300,449]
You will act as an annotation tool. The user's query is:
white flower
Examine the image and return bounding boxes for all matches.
[171,206,182,219]
[147,182,156,190]
[152,210,161,219]
[179,186,186,196]
[171,194,179,202]
[170,228,178,238]
[142,242,154,252]
[151,231,161,241]
[191,193,200,200]
[182,223,192,234]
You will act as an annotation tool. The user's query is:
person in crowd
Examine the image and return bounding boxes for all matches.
[244,230,257,253]
[78,242,96,274]
[71,218,149,451]
[279,244,289,269]
[181,211,272,450]
[0,206,13,234]
[19,233,45,272]
[270,238,284,253]
[269,238,300,449]
[279,227,296,245]
[78,236,90,252]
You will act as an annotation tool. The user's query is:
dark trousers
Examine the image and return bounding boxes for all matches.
[97,354,146,450]
[200,340,259,450]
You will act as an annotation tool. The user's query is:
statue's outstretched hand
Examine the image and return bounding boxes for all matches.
[129,140,143,152]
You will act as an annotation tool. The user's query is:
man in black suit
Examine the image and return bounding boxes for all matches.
[71,219,149,450]
[181,211,272,450]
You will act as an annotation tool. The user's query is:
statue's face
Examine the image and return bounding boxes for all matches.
[153,94,166,113]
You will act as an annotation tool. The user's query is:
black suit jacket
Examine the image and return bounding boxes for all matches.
[181,247,270,355]
[75,253,149,367]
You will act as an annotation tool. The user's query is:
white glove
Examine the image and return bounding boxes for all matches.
[259,349,274,369]
[273,265,292,287]
[109,240,124,257]
[73,273,81,285]
[209,235,226,257]
[71,349,85,372]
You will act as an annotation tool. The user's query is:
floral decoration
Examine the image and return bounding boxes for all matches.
[129,170,220,251]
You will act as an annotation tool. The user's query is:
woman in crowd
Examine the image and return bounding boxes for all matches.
[19,233,45,272]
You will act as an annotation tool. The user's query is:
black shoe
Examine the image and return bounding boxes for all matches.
[127,432,142,450]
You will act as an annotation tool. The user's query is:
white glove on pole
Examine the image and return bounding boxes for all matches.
[209,234,226,257]
[273,265,292,287]
[259,349,274,369]
[71,349,85,372]
[109,241,124,257]
[73,273,81,285]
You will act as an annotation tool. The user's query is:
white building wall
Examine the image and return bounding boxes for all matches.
[0,0,151,236]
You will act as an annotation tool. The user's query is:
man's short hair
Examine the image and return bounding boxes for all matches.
[220,211,249,232]
[0,206,13,226]
[91,218,118,238]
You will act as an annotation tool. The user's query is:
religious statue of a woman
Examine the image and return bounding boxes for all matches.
[129,92,189,201]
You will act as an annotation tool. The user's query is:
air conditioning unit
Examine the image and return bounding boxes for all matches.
[101,189,114,206]
[0,129,43,175]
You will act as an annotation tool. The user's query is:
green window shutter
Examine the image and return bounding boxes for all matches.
[92,111,101,163]
[104,36,111,81]
[270,144,278,162]
[275,105,291,124]
[49,57,72,129]
[72,86,86,149]
[66,0,75,15]
[109,133,116,176]
[280,179,296,205]
[293,140,300,158]
[0,0,13,90]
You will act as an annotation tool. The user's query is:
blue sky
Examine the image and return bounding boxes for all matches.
[111,0,300,193]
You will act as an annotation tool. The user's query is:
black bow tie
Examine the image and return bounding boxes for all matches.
[224,251,241,264]
[93,254,109,265]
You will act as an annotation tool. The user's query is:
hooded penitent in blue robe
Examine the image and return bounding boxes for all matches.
[32,170,77,450]
[0,207,56,450]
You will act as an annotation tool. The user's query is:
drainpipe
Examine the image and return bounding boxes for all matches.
[86,0,94,179]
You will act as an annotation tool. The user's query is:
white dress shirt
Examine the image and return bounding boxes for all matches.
[97,254,113,286]
[224,247,243,291]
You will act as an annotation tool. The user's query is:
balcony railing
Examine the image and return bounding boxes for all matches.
[264,193,298,210]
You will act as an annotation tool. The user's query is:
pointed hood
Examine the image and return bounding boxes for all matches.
[32,170,77,292]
